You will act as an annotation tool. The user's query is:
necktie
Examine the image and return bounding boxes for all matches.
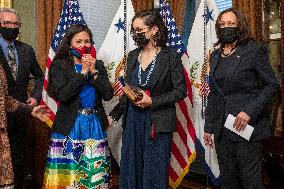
[7,43,17,80]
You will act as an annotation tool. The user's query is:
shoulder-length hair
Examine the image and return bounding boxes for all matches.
[214,7,253,47]
[131,9,168,48]
[54,24,93,61]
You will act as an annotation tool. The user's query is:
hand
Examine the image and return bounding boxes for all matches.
[134,91,152,108]
[107,115,114,126]
[88,57,97,75]
[204,133,214,149]
[106,115,115,131]
[233,111,250,132]
[26,97,37,107]
[82,54,96,74]
[81,55,91,75]
[31,105,50,122]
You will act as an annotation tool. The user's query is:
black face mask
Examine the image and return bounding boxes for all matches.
[219,27,238,44]
[0,27,19,42]
[132,32,149,47]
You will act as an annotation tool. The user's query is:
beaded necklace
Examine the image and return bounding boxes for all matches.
[138,49,158,87]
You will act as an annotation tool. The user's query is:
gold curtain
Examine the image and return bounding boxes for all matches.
[36,0,64,70]
[232,0,263,41]
[28,0,63,186]
[132,0,153,12]
[169,0,186,34]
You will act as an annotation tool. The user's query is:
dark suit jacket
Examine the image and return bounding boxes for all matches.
[47,58,114,136]
[204,40,280,141]
[109,47,187,133]
[0,40,43,102]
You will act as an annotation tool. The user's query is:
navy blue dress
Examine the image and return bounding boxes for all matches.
[119,59,173,189]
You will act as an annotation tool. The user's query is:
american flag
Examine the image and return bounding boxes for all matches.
[113,80,124,96]
[114,76,125,96]
[41,0,88,127]
[199,74,210,97]
[159,1,196,188]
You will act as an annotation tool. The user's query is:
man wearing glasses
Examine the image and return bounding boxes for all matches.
[0,8,43,189]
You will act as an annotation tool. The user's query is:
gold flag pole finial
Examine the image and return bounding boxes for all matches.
[0,0,12,8]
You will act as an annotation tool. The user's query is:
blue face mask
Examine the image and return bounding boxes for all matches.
[69,46,91,60]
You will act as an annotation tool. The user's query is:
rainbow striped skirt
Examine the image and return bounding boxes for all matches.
[42,113,111,189]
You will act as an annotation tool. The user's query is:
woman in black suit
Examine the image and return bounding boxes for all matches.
[43,25,113,189]
[108,10,187,189]
[204,8,280,189]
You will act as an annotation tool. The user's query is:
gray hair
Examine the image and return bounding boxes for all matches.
[0,8,20,22]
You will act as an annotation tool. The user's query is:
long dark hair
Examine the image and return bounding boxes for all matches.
[131,9,168,48]
[54,24,93,61]
[214,8,253,47]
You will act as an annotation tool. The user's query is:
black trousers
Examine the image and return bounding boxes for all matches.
[7,112,30,189]
[215,131,265,189]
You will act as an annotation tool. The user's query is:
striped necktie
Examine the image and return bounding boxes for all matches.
[7,43,17,80]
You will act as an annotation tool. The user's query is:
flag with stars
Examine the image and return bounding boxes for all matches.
[98,0,135,84]
[98,0,135,165]
[41,0,88,127]
[188,0,220,186]
[159,1,196,188]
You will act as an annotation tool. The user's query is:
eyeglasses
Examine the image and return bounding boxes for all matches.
[0,21,21,28]
[131,26,149,34]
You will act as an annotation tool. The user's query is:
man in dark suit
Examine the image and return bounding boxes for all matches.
[0,8,43,189]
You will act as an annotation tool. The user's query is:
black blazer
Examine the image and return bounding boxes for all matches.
[0,40,43,102]
[204,40,280,141]
[109,47,187,133]
[47,58,114,136]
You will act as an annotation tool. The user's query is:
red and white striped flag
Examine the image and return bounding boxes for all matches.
[159,1,196,188]
[199,75,210,97]
[113,78,124,96]
[40,0,90,127]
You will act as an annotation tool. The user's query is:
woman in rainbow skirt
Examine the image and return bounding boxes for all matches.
[42,24,114,189]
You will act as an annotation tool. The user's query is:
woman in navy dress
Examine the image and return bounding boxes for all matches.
[43,25,113,189]
[109,10,187,189]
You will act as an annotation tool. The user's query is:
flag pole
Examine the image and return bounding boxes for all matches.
[201,0,207,118]
[123,0,127,77]
[204,1,210,188]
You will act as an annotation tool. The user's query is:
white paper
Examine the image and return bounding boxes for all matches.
[224,114,254,141]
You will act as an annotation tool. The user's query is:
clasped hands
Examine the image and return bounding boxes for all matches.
[81,54,97,76]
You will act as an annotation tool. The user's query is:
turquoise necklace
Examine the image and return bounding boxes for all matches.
[138,49,158,87]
